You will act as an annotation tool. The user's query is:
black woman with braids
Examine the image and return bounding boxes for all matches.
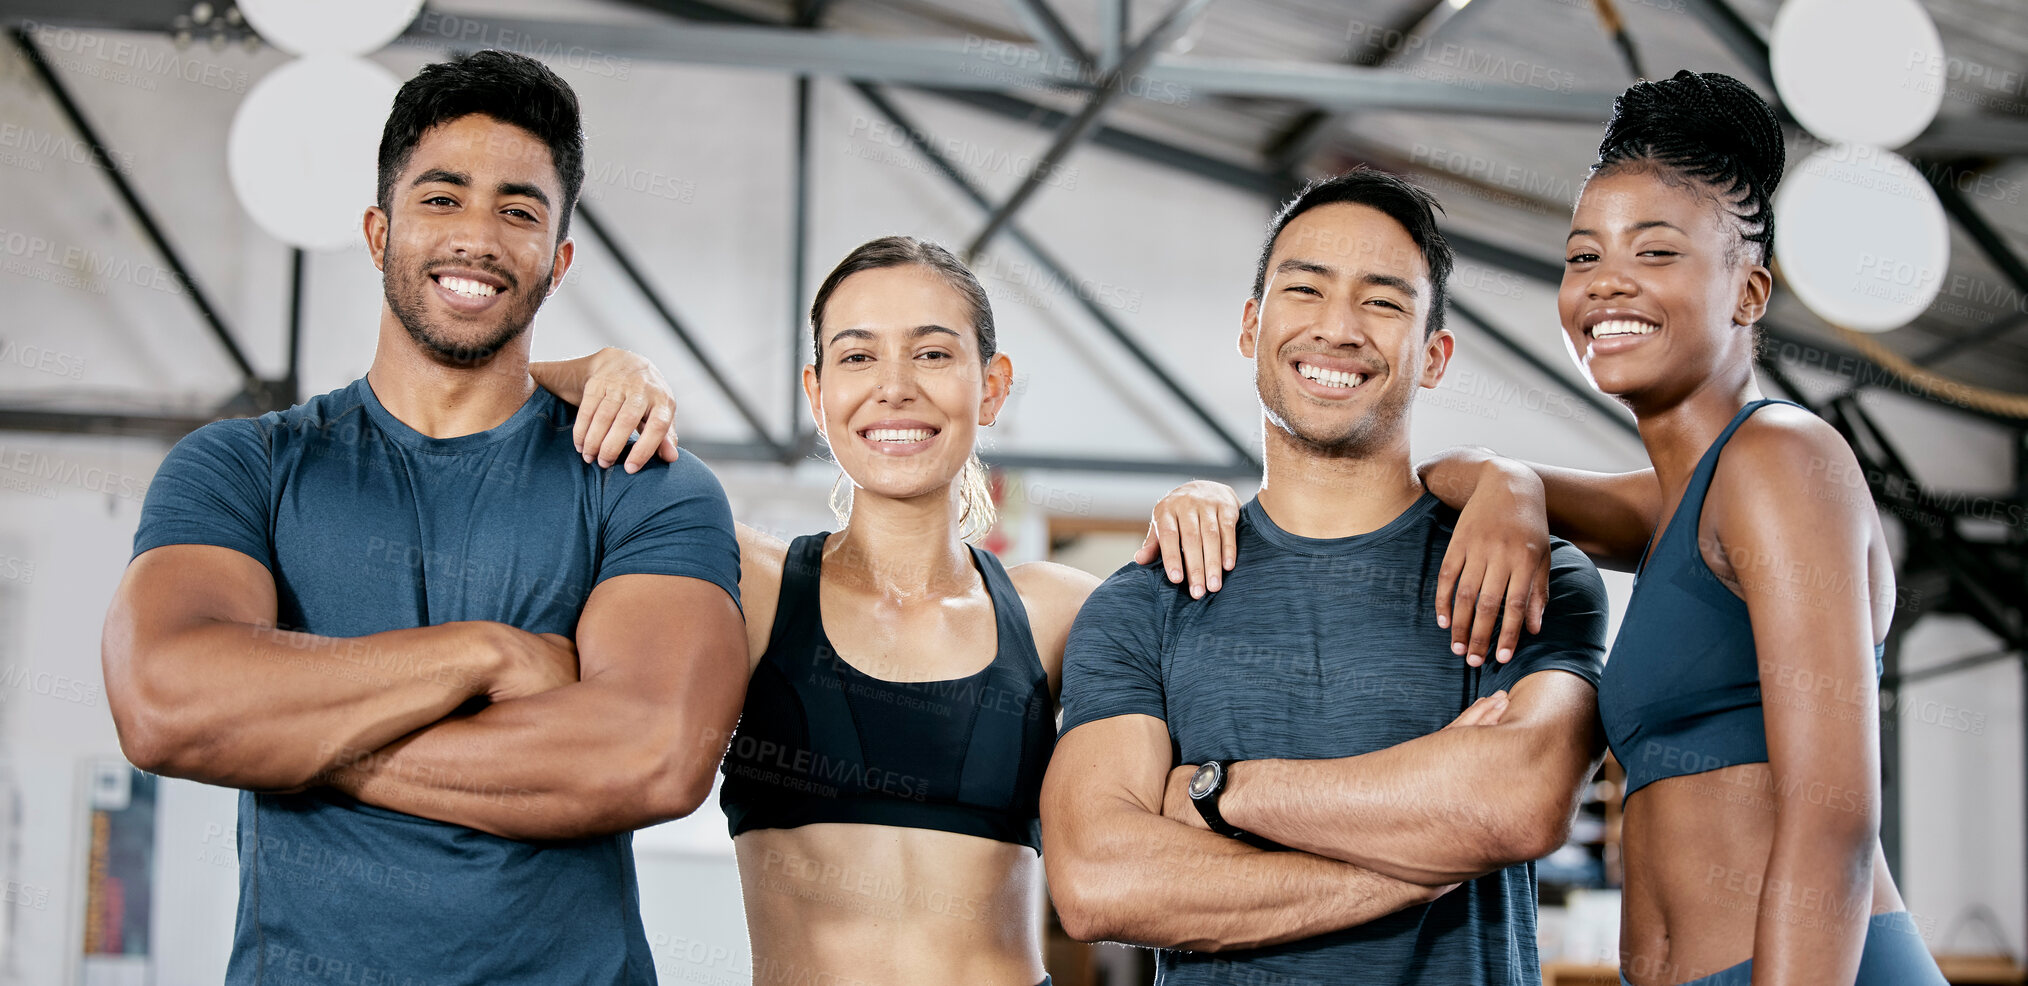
[1411,71,1944,986]
[1146,71,1949,985]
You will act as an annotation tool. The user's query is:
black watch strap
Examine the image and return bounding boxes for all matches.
[1189,761,1288,851]
[1189,760,1242,837]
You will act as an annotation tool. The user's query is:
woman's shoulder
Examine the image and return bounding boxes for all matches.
[1008,560,1101,609]
[1709,403,1877,540]
[1007,560,1102,633]
[1007,560,1102,683]
[737,524,794,586]
[1720,402,1857,487]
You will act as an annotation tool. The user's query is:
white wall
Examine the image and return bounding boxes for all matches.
[0,18,2017,985]
[1898,615,2026,959]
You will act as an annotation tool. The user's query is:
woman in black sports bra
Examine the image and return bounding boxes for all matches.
[536,236,1101,985]
[716,236,1100,986]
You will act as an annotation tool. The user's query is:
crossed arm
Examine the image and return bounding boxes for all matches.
[102,544,548,792]
[1191,670,1604,885]
[103,544,747,840]
[1041,713,1452,952]
[322,573,746,840]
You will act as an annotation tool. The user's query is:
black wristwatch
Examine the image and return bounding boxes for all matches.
[1188,761,1286,850]
[1187,760,1247,838]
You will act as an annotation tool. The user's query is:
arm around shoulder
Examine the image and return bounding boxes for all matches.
[1418,446,1659,570]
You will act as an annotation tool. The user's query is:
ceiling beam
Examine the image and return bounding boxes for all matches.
[964,0,1213,259]
[1002,0,1088,69]
[383,12,1625,122]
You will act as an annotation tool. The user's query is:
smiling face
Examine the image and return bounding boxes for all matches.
[804,265,1012,505]
[365,113,573,365]
[1241,202,1452,457]
[1558,167,1770,407]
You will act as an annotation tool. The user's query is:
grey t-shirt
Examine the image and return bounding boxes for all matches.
[1059,493,1607,986]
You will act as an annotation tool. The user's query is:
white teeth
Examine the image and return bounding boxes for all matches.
[1590,319,1658,338]
[865,428,933,443]
[437,275,499,298]
[1297,362,1366,389]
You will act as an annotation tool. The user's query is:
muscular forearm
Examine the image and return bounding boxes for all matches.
[107,619,496,791]
[1416,446,1498,510]
[327,668,741,840]
[1050,800,1445,951]
[1418,448,1654,568]
[1221,724,1594,885]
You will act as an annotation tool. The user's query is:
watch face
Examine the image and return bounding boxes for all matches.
[1188,762,1220,799]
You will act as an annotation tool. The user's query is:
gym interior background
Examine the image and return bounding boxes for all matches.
[0,0,2023,983]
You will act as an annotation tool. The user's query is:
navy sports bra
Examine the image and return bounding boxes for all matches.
[718,533,1054,851]
[1600,400,1885,798]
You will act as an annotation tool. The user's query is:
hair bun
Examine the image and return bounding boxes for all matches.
[1593,70,1785,263]
[1601,70,1784,197]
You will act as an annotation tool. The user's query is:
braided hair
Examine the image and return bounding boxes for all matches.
[1592,70,1785,267]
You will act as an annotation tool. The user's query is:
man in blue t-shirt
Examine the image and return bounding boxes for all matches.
[1042,171,1609,985]
[101,51,746,986]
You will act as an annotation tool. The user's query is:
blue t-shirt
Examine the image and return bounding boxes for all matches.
[1059,494,1607,986]
[131,377,740,986]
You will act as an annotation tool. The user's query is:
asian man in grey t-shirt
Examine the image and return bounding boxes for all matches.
[1041,170,1607,986]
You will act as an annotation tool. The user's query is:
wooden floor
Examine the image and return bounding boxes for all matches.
[1543,955,2028,986]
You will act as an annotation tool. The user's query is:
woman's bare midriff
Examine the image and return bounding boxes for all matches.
[735,823,1046,986]
[1618,763,1907,986]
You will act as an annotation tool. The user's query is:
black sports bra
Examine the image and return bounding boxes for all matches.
[718,533,1055,851]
